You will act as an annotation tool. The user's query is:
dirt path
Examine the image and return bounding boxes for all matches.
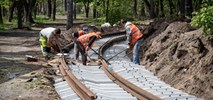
[0,30,60,100]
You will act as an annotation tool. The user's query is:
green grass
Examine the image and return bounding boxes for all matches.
[34,15,57,23]
[0,15,58,31]
[0,17,18,30]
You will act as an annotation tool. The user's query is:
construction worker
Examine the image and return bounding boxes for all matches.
[76,32,102,65]
[121,20,144,65]
[72,27,89,60]
[39,27,61,60]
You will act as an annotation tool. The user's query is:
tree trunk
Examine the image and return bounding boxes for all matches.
[8,1,16,22]
[168,0,175,15]
[23,0,29,22]
[93,0,97,18]
[84,1,90,18]
[64,0,67,11]
[73,0,76,19]
[194,0,202,11]
[0,5,3,24]
[185,0,193,17]
[17,0,23,29]
[150,0,156,18]
[34,3,37,19]
[103,0,106,16]
[106,0,109,22]
[156,0,159,17]
[47,0,52,18]
[67,0,73,30]
[160,0,164,17]
[178,0,185,18]
[133,0,137,17]
[52,0,56,20]
[2,6,7,16]
[28,0,36,23]
[143,0,150,10]
[140,1,146,17]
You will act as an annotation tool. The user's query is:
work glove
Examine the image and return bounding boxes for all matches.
[127,45,130,49]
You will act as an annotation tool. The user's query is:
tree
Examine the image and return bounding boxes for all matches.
[133,0,137,17]
[22,0,36,24]
[0,5,3,24]
[17,0,23,29]
[52,0,56,20]
[106,0,109,22]
[185,0,193,17]
[191,6,213,39]
[140,1,146,17]
[64,0,67,11]
[159,0,164,17]
[8,1,16,22]
[84,0,90,18]
[67,0,73,30]
[47,0,52,18]
[74,0,77,19]
[168,0,175,15]
[93,0,97,18]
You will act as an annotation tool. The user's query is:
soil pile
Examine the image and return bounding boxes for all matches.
[141,20,213,100]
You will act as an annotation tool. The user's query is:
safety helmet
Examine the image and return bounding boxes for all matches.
[83,27,89,33]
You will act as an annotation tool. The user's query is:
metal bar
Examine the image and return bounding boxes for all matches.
[90,47,111,65]
[106,49,126,61]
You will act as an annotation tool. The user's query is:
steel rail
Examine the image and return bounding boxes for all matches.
[99,36,162,100]
[59,55,97,100]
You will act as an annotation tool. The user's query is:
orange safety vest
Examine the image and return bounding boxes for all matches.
[78,32,100,48]
[78,30,84,37]
[129,24,143,44]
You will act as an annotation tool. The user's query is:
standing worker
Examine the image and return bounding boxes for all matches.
[76,32,101,65]
[121,20,144,65]
[71,27,89,61]
[39,27,61,60]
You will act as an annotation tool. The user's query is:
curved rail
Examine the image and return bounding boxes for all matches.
[59,55,97,100]
[99,36,162,100]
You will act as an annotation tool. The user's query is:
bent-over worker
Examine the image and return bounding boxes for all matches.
[76,32,101,65]
[39,27,61,60]
[72,27,89,60]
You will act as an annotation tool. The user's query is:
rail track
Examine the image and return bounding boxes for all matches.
[54,33,200,100]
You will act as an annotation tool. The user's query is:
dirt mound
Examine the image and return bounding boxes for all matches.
[141,21,213,99]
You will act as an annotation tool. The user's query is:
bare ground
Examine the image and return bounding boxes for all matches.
[0,30,60,100]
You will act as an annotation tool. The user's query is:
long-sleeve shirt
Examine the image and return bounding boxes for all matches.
[124,22,133,45]
[88,36,97,47]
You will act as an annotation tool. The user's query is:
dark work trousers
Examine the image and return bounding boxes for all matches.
[76,41,87,65]
[74,38,79,60]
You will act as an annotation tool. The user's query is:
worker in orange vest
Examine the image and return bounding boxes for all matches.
[71,27,89,60]
[121,20,144,65]
[76,32,101,65]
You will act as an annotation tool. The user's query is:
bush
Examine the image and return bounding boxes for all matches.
[191,6,213,38]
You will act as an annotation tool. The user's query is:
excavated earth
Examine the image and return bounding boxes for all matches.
[139,19,213,100]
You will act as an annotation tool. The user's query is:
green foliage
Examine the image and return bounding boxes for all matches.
[34,15,56,23]
[108,0,131,24]
[0,16,17,30]
[191,6,213,38]
[89,17,106,26]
